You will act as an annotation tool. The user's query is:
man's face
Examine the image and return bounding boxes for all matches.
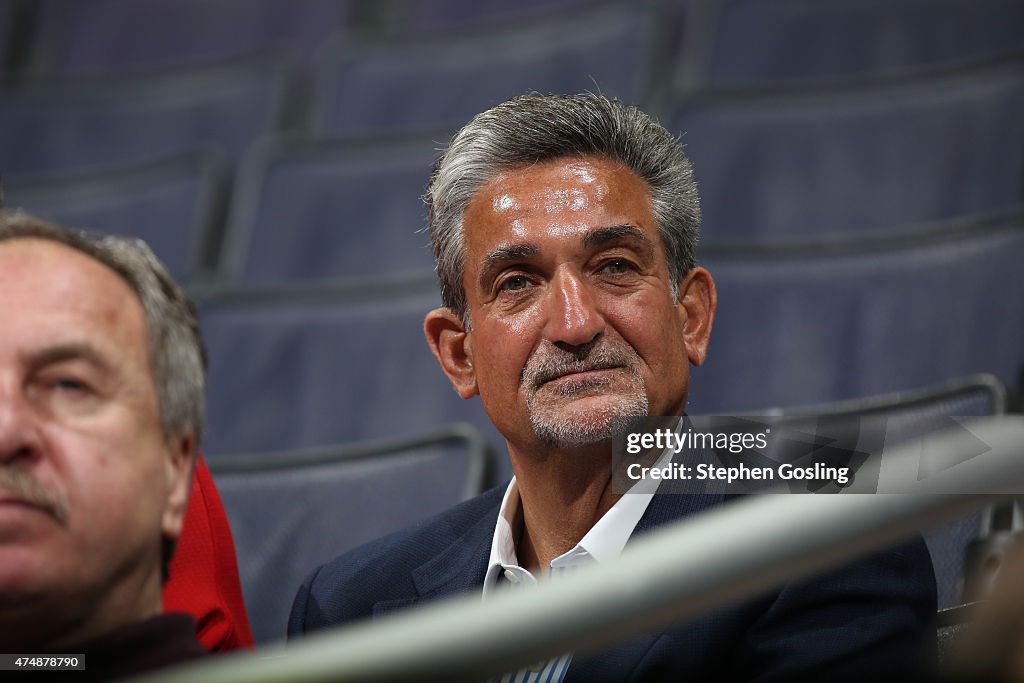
[0,239,190,639]
[440,156,711,451]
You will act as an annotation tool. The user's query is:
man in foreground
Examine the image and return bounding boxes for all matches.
[289,94,936,680]
[0,212,208,678]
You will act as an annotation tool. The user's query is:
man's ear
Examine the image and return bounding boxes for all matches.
[676,266,717,367]
[424,307,479,399]
[161,432,195,541]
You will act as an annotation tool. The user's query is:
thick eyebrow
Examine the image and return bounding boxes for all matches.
[582,224,656,259]
[478,243,540,291]
[476,225,657,291]
[28,343,115,375]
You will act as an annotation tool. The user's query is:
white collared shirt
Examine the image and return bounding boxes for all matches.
[483,447,673,683]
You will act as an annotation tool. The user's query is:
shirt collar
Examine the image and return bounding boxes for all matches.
[483,443,674,595]
[483,478,523,590]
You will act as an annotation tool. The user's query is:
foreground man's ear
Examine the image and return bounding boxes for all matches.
[161,432,196,541]
[677,266,717,367]
[424,307,479,399]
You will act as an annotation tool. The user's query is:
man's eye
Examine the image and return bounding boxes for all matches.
[499,275,531,292]
[52,378,88,393]
[601,259,635,275]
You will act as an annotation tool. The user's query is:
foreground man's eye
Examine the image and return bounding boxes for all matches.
[602,259,636,275]
[500,275,532,292]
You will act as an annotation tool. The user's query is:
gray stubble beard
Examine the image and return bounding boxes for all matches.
[525,360,650,449]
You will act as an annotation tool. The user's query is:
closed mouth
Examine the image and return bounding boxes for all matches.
[0,493,55,517]
[539,365,623,387]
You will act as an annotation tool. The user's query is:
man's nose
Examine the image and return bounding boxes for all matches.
[0,383,41,465]
[542,268,605,349]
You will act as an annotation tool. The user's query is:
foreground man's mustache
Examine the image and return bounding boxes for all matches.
[522,341,639,388]
[0,466,68,523]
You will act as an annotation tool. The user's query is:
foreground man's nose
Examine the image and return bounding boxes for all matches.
[543,270,606,349]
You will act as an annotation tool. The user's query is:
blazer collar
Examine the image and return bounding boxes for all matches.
[632,444,724,538]
[410,495,502,600]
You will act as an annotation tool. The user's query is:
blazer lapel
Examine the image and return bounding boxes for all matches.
[372,497,500,617]
[631,489,718,539]
[411,511,496,600]
[632,444,724,538]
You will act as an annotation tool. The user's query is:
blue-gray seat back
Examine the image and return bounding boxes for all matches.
[221,137,438,286]
[209,426,495,643]
[3,153,226,280]
[0,59,292,176]
[689,213,1024,413]
[702,0,1024,87]
[391,0,606,33]
[0,0,15,78]
[313,4,655,137]
[29,0,353,75]
[199,288,504,457]
[672,60,1024,243]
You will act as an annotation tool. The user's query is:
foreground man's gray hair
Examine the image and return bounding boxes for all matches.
[0,210,206,445]
[426,92,701,323]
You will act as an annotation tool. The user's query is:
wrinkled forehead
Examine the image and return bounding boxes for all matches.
[485,160,616,212]
[0,235,137,293]
[0,238,150,362]
[463,156,660,256]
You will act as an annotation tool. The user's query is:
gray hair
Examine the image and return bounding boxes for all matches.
[425,92,701,324]
[0,210,206,447]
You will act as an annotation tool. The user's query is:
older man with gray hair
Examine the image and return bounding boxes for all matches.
[0,211,208,678]
[290,93,936,681]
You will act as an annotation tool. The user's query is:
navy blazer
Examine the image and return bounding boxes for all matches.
[290,486,936,681]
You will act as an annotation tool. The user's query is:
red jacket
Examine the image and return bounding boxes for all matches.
[164,454,254,652]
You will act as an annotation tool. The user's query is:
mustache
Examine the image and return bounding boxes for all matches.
[522,341,638,389]
[0,467,68,523]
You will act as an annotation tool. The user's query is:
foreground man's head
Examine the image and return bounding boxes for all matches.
[0,212,204,652]
[423,93,716,455]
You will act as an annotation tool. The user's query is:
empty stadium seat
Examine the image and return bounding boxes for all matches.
[0,58,294,176]
[390,0,607,32]
[29,0,353,75]
[697,0,1024,87]
[198,286,506,459]
[671,58,1024,243]
[312,4,655,137]
[757,374,1009,609]
[0,0,16,78]
[3,153,227,280]
[687,211,1024,413]
[209,425,496,643]
[220,136,438,286]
